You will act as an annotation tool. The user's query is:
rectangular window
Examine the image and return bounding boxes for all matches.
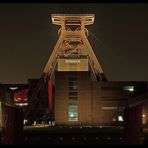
[69,92,78,96]
[118,116,124,122]
[69,86,78,90]
[69,81,77,87]
[68,105,78,121]
[69,77,77,81]
[69,99,77,105]
[123,86,134,92]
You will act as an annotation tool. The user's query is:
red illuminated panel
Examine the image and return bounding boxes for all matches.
[14,89,28,102]
[48,80,52,114]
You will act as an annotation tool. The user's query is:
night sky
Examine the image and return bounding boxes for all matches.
[0,3,148,84]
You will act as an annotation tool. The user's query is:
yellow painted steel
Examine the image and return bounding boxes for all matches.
[43,14,105,79]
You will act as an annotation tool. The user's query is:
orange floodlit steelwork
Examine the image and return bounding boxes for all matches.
[44,14,106,80]
[26,14,106,118]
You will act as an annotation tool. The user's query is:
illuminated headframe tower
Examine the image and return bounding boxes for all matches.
[44,14,106,81]
[26,14,107,119]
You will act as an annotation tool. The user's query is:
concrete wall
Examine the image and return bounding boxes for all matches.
[54,71,147,126]
[78,72,92,126]
[55,72,68,125]
[92,82,135,126]
[55,71,92,126]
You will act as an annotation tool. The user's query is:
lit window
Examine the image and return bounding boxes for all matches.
[69,85,77,90]
[15,103,28,106]
[123,86,134,92]
[9,87,18,90]
[142,114,146,118]
[68,105,78,121]
[118,116,124,122]
[23,119,28,125]
[68,74,78,121]
[70,113,74,117]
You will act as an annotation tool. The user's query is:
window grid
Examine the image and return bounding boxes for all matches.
[68,74,78,121]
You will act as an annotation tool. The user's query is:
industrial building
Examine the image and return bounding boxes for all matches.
[0,14,148,128]
[54,71,147,126]
[0,76,147,127]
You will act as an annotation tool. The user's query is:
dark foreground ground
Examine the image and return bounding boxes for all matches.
[23,126,148,144]
[1,126,148,144]
[24,126,124,145]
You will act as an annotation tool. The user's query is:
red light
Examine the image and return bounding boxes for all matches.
[14,89,28,102]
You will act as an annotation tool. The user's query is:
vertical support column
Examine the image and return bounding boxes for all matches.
[48,80,53,114]
[124,105,143,144]
[48,80,54,125]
